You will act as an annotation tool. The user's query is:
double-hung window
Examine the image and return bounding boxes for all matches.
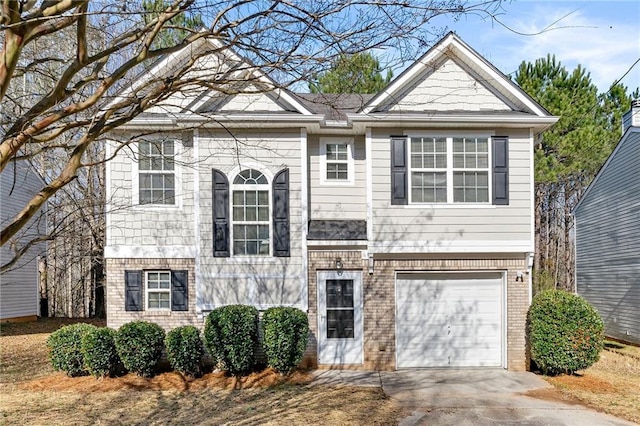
[146,271,171,310]
[320,138,354,184]
[232,169,270,255]
[409,136,490,204]
[452,137,489,203]
[138,140,175,205]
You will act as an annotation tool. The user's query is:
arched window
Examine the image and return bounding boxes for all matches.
[232,169,270,255]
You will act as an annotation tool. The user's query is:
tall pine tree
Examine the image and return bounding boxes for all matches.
[515,55,635,292]
[309,52,392,94]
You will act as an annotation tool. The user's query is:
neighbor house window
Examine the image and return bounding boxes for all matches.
[232,169,270,255]
[138,140,175,205]
[146,271,171,310]
[320,138,354,184]
[409,136,490,203]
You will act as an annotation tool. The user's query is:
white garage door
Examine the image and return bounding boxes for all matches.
[396,273,504,368]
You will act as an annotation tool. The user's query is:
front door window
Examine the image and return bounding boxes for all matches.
[326,279,354,339]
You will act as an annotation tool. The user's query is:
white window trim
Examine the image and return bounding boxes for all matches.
[229,164,273,258]
[131,138,183,210]
[406,132,493,205]
[145,270,171,311]
[319,137,355,186]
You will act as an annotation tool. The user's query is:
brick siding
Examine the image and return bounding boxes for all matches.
[308,251,530,371]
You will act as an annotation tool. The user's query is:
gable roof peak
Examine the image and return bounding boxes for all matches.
[361,32,551,117]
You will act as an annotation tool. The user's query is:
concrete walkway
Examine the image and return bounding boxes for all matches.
[312,369,636,425]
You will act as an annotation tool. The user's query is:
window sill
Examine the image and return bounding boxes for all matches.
[130,204,183,212]
[143,310,172,316]
[319,180,355,186]
[226,256,281,265]
[402,203,497,209]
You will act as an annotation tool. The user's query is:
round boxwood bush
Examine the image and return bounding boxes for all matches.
[82,327,120,378]
[204,305,259,376]
[47,323,97,377]
[165,325,204,377]
[114,321,165,377]
[528,289,604,375]
[262,307,309,374]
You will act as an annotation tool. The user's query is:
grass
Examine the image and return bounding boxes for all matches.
[0,318,401,425]
[543,341,640,424]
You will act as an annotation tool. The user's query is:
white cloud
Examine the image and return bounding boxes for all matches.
[483,4,640,92]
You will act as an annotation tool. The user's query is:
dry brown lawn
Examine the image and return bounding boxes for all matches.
[0,318,401,425]
[542,342,640,424]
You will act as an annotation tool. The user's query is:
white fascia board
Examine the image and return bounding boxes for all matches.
[116,113,324,130]
[347,113,558,132]
[369,240,532,254]
[104,245,197,259]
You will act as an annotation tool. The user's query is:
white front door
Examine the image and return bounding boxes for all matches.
[317,271,363,365]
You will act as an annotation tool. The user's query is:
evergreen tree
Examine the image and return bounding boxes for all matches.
[142,0,204,48]
[310,52,392,94]
[515,55,635,292]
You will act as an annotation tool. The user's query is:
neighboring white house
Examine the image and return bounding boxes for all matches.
[0,160,46,322]
[104,32,557,371]
[574,101,640,345]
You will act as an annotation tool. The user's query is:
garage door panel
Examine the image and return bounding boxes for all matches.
[396,274,504,368]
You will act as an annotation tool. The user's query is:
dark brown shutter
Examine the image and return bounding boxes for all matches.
[492,136,509,205]
[391,136,408,205]
[171,270,188,311]
[212,169,230,257]
[272,168,290,257]
[124,270,143,311]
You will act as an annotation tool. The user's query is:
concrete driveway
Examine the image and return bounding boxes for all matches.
[312,369,635,425]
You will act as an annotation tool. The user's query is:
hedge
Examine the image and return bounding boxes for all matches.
[262,307,309,374]
[47,323,97,377]
[82,327,120,378]
[204,305,259,376]
[114,321,165,377]
[528,289,604,375]
[166,325,204,377]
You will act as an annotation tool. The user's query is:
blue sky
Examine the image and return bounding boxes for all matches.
[423,0,640,93]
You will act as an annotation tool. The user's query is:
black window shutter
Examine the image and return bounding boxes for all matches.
[272,168,290,257]
[212,169,230,257]
[390,136,408,205]
[492,136,509,205]
[124,270,143,311]
[171,270,189,311]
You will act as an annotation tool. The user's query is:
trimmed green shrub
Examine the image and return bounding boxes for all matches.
[114,321,165,377]
[47,323,97,377]
[82,327,120,378]
[165,325,204,377]
[204,305,259,376]
[262,307,309,374]
[528,289,604,375]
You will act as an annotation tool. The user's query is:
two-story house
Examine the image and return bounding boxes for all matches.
[104,33,557,371]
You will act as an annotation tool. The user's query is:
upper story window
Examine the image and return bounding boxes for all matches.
[320,138,354,185]
[232,169,270,256]
[409,136,490,204]
[138,140,175,205]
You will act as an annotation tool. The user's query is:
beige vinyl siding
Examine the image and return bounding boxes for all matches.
[388,58,511,113]
[107,134,196,247]
[0,162,44,319]
[308,134,367,220]
[197,130,304,308]
[575,129,640,344]
[370,128,532,244]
